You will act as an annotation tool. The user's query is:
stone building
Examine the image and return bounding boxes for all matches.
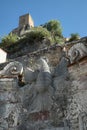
[12,13,34,36]
[0,48,7,63]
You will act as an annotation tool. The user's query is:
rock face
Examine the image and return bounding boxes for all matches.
[0,78,21,130]
[67,57,87,130]
[0,39,87,130]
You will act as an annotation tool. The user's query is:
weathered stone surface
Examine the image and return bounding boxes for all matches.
[0,61,23,76]
[0,41,87,130]
[68,43,87,63]
[67,57,87,130]
[0,78,21,130]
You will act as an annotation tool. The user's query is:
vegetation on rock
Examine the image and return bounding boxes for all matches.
[0,20,80,51]
[22,27,52,43]
[0,33,19,48]
[43,20,64,44]
[43,20,63,37]
[69,33,80,42]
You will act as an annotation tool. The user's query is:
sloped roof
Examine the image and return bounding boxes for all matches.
[0,48,7,54]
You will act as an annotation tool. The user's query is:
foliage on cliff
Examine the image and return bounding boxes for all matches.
[0,27,52,49]
[0,20,64,50]
[22,27,52,43]
[69,33,80,42]
[0,19,81,51]
[0,33,19,48]
[43,20,63,37]
[0,27,54,54]
[43,20,64,43]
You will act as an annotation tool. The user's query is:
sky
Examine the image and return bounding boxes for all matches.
[0,0,87,38]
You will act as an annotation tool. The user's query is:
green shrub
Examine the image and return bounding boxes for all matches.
[43,20,63,37]
[24,27,52,43]
[0,33,19,47]
[42,20,64,44]
[54,36,64,44]
[69,33,80,42]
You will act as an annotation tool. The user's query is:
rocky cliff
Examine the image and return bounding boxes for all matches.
[0,37,87,130]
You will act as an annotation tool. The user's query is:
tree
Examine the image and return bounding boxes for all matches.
[43,20,63,37]
[43,20,63,44]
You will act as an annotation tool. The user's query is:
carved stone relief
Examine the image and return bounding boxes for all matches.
[68,43,87,63]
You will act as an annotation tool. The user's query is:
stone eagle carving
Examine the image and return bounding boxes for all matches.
[35,57,52,93]
[28,58,53,113]
[23,67,38,83]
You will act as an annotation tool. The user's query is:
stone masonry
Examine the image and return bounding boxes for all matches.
[0,38,87,130]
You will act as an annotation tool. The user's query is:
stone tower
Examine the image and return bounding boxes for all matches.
[11,13,34,36]
[19,13,34,28]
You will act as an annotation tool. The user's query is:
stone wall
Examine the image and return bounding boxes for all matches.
[0,40,87,130]
[67,57,87,130]
[0,77,21,130]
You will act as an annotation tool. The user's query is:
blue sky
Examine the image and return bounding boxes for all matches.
[0,0,87,38]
